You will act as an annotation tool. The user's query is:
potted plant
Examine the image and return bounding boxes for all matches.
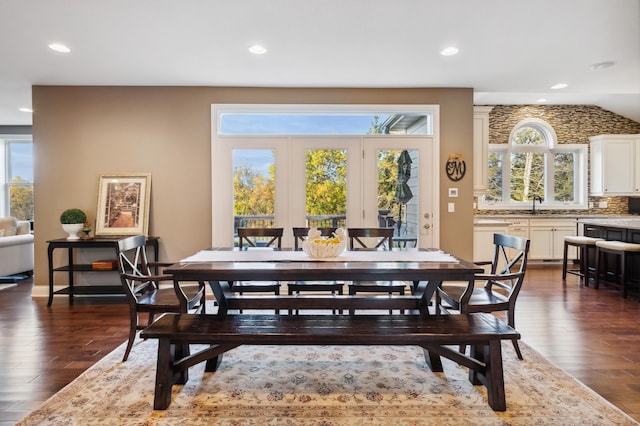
[60,208,87,240]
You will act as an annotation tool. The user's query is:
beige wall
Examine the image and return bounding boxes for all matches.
[31,86,474,289]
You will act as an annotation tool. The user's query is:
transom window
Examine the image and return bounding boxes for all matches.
[479,119,587,210]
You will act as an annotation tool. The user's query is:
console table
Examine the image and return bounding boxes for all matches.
[47,237,159,306]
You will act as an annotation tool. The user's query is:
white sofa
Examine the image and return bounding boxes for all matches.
[0,217,34,277]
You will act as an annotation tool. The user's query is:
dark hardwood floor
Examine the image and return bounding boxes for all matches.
[1,264,639,424]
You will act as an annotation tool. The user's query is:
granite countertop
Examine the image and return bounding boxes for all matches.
[577,218,640,230]
[473,219,512,226]
[476,214,637,220]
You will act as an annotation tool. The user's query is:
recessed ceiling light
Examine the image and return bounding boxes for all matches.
[19,107,33,113]
[590,61,615,70]
[48,43,71,53]
[440,46,459,56]
[536,98,547,103]
[550,83,568,90]
[249,45,267,55]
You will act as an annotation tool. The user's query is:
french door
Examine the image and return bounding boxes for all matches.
[212,135,438,249]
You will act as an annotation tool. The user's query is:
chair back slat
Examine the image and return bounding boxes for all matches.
[292,227,338,250]
[347,227,394,250]
[484,233,530,298]
[117,234,155,303]
[237,227,284,249]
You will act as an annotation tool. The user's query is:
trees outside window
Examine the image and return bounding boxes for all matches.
[481,119,587,210]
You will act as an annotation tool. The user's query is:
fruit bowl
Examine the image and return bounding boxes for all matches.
[302,227,347,258]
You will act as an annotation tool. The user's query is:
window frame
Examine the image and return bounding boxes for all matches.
[478,119,588,211]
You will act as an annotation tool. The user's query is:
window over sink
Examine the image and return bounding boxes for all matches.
[478,118,587,211]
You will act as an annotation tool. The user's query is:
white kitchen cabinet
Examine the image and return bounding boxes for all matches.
[528,219,577,260]
[589,134,640,196]
[473,106,493,195]
[473,220,509,263]
[507,219,529,240]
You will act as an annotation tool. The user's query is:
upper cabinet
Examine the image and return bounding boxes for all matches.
[473,106,493,196]
[589,134,640,196]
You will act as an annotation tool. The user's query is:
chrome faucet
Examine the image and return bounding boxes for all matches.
[532,195,543,214]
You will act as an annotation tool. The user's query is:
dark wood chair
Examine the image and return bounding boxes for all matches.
[232,228,284,308]
[288,227,344,314]
[347,227,406,313]
[117,234,205,362]
[435,233,530,359]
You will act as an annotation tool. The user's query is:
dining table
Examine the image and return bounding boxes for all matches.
[166,247,482,314]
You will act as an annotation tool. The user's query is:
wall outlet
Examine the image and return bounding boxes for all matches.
[448,202,455,213]
[598,201,608,208]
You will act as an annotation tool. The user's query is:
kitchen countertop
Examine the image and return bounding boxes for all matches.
[577,218,640,230]
[476,214,637,221]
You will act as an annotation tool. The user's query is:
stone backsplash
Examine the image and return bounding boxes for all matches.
[475,105,640,217]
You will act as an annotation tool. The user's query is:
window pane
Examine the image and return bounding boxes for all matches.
[219,113,432,135]
[486,152,503,202]
[554,152,575,202]
[512,127,545,146]
[233,149,275,232]
[305,149,346,228]
[510,152,544,201]
[9,183,33,221]
[8,141,34,221]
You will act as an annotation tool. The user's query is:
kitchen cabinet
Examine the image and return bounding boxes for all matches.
[589,134,640,196]
[528,219,576,260]
[507,219,529,240]
[473,220,509,263]
[473,106,493,195]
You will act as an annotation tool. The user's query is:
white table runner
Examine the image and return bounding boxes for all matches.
[181,249,458,263]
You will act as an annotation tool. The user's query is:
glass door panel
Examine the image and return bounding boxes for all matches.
[363,137,435,249]
[305,149,347,228]
[232,149,275,245]
[290,137,361,240]
[376,149,419,244]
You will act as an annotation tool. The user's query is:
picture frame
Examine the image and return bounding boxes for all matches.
[95,173,151,236]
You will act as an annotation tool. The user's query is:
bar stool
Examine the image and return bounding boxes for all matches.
[562,236,604,286]
[594,240,640,298]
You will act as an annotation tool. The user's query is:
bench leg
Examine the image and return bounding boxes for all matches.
[422,347,443,372]
[470,340,507,411]
[153,338,175,410]
[205,354,223,372]
[175,343,190,385]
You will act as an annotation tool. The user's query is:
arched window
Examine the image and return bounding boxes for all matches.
[481,119,587,210]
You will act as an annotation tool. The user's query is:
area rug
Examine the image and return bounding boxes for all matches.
[17,339,638,425]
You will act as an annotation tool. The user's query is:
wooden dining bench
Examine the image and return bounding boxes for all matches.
[140,312,520,411]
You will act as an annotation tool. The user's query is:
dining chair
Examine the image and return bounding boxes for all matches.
[346,227,407,313]
[435,233,530,359]
[117,234,205,362]
[288,227,344,314]
[232,228,284,311]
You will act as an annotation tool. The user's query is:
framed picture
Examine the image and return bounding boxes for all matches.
[95,173,151,236]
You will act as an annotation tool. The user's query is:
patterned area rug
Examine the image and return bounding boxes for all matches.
[17,339,638,425]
